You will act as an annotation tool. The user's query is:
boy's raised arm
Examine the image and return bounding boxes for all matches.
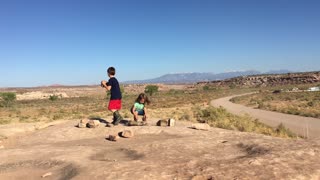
[101,80,111,91]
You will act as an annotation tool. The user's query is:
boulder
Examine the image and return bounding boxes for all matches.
[168,118,175,127]
[107,135,119,142]
[78,119,89,128]
[41,172,53,178]
[121,130,134,138]
[86,120,100,128]
[191,123,211,131]
[157,120,168,127]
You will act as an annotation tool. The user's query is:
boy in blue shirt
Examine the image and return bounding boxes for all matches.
[101,67,123,126]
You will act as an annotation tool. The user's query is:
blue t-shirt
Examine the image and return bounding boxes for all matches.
[108,77,122,100]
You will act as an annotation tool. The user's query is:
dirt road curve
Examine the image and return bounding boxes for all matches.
[211,94,320,139]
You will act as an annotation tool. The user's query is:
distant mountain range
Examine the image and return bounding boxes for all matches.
[123,70,292,84]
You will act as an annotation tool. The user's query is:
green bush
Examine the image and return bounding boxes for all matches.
[203,86,210,91]
[0,92,16,107]
[145,85,159,96]
[49,95,59,101]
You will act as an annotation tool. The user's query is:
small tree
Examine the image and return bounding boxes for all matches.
[145,85,159,96]
[0,92,16,107]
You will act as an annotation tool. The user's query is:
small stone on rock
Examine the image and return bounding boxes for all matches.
[121,130,134,138]
[108,135,119,141]
[87,120,100,128]
[157,120,168,127]
[78,119,89,128]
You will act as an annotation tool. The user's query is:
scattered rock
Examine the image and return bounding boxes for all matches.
[121,130,134,138]
[87,120,100,128]
[191,123,211,131]
[41,172,53,178]
[157,120,168,127]
[168,118,175,127]
[248,159,262,166]
[107,135,119,142]
[78,119,89,128]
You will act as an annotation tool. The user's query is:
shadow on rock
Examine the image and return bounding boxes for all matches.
[237,143,271,158]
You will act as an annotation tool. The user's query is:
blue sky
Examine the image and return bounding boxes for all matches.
[0,0,320,87]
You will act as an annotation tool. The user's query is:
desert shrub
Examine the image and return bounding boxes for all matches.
[19,115,31,122]
[179,114,191,121]
[0,118,11,124]
[145,85,159,96]
[53,114,63,120]
[307,101,315,107]
[167,89,184,95]
[0,92,16,107]
[229,84,236,89]
[203,85,210,91]
[276,123,297,138]
[49,95,59,101]
[257,101,265,109]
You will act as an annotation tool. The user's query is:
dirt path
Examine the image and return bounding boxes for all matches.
[211,94,320,139]
[0,119,320,179]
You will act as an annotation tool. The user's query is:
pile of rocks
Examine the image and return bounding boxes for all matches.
[107,130,134,142]
[78,119,101,129]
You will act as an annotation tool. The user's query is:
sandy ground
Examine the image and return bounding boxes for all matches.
[0,119,320,180]
[211,94,320,139]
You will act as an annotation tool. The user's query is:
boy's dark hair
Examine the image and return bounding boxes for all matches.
[107,67,116,76]
[135,93,150,105]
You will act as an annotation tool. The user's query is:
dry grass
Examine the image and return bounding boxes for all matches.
[231,91,320,118]
[0,87,252,125]
[195,106,299,138]
[0,85,299,138]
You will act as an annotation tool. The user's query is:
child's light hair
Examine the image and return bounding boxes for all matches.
[135,93,150,105]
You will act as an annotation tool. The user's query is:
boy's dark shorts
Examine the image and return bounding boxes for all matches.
[108,99,122,110]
